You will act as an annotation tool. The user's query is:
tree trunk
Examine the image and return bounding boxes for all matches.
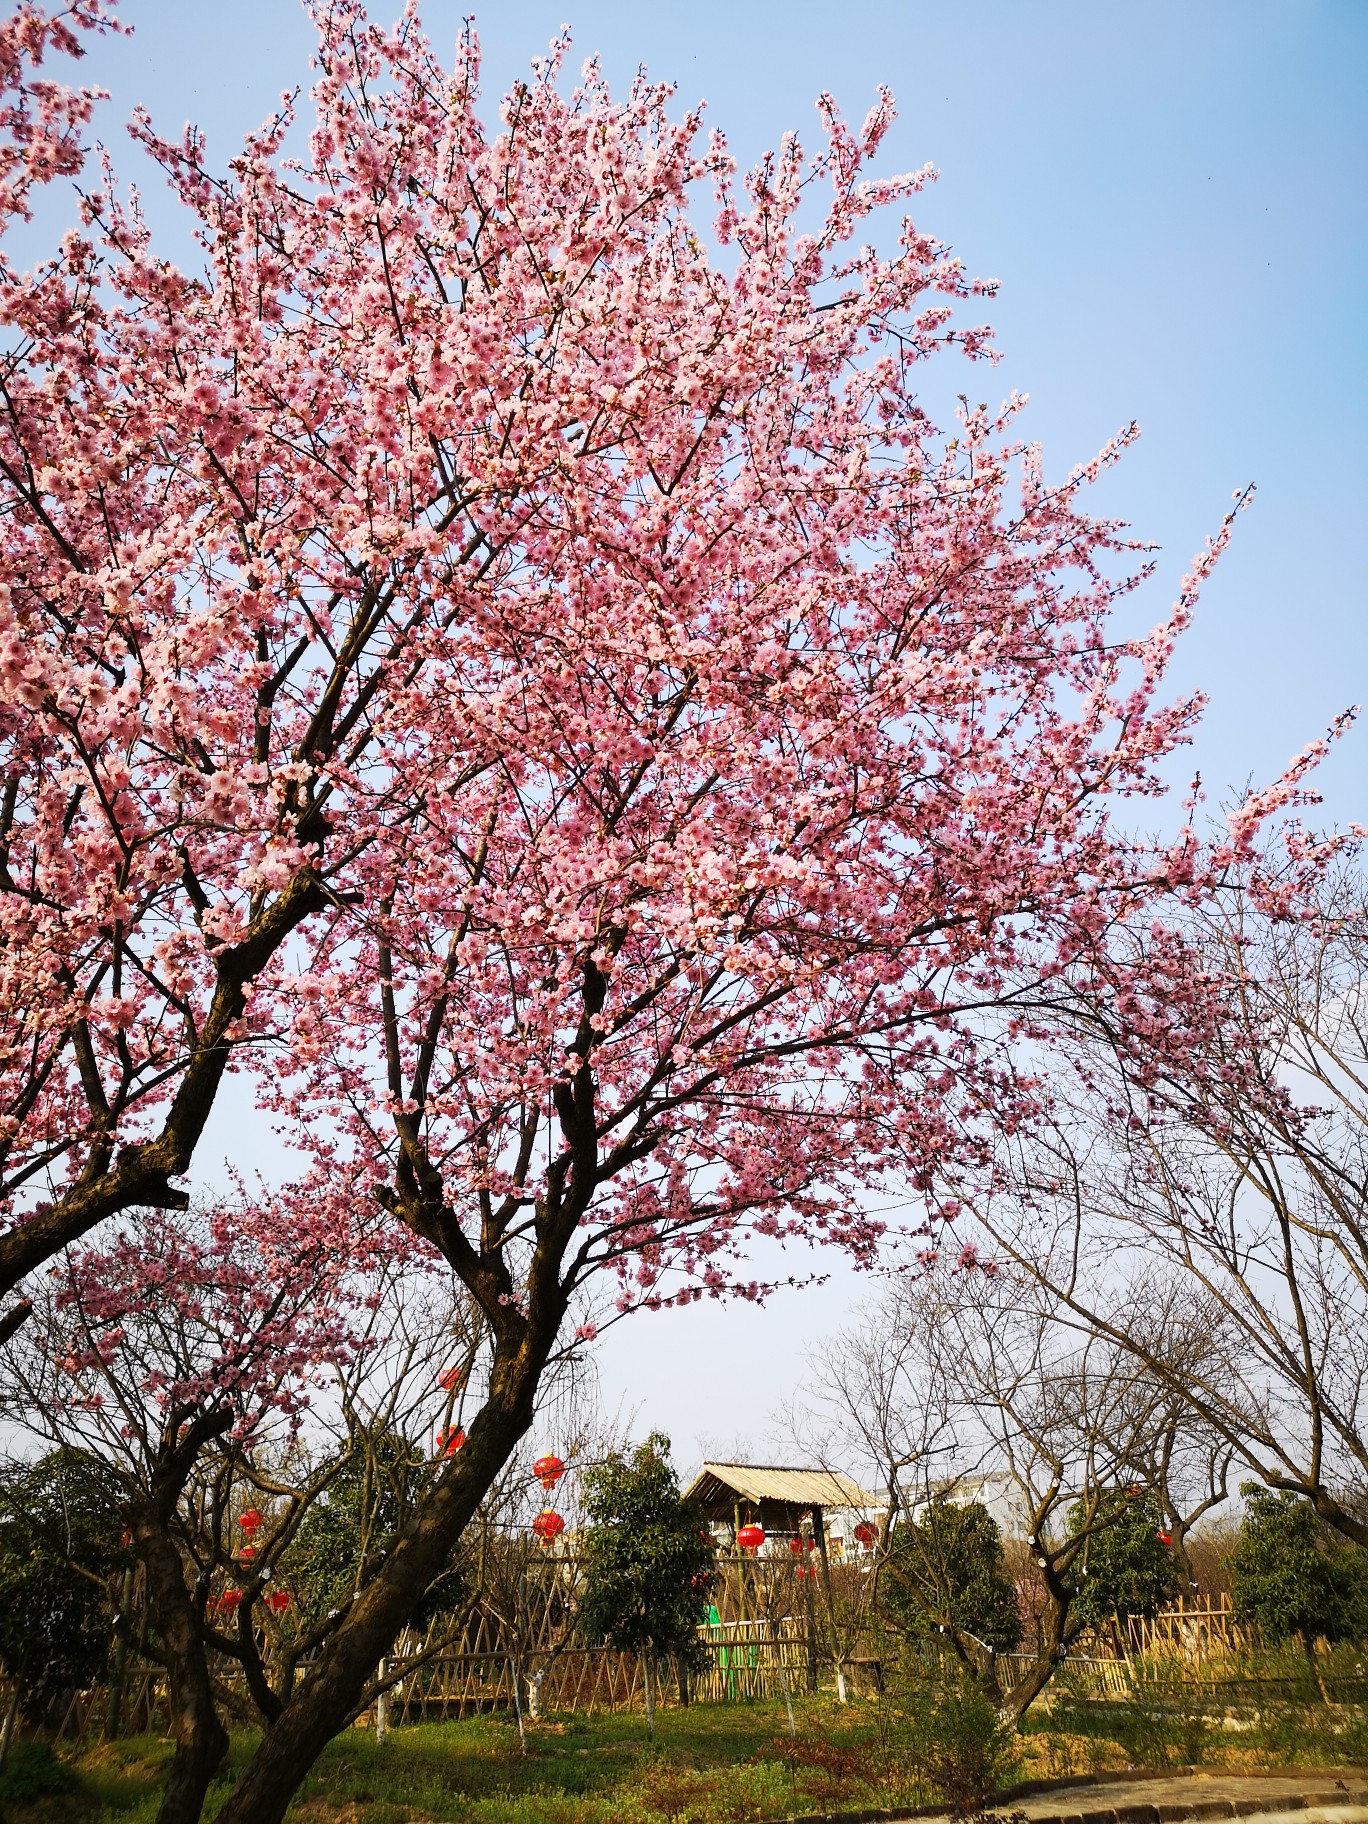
[1000,1592,1071,1725]
[641,1644,656,1741]
[105,1569,135,1742]
[802,1555,819,1693]
[374,1661,389,1744]
[527,1635,567,1721]
[769,1615,797,1739]
[955,1634,1003,1704]
[0,1653,26,1771]
[509,1656,527,1753]
[139,1528,228,1824]
[812,1506,847,1703]
[1000,1647,1057,1723]
[212,1340,547,1824]
[1304,1636,1335,1707]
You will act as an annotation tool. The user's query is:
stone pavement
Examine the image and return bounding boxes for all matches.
[998,1768,1368,1823]
[768,1768,1368,1824]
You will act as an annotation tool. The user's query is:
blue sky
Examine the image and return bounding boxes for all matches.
[45,0,1368,1459]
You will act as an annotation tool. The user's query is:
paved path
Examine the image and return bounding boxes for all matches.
[778,1769,1368,1824]
[1001,1770,1368,1823]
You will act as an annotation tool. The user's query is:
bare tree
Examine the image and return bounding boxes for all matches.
[966,867,1368,1548]
[815,1265,1208,1719]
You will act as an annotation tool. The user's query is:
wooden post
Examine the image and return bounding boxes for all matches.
[812,1505,848,1703]
[733,1502,749,1627]
[802,1514,819,1693]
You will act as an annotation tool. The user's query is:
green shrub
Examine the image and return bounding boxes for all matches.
[902,1681,1020,1815]
[1069,1491,1178,1635]
[0,1739,76,1809]
[1231,1486,1368,1647]
[883,1501,1022,1662]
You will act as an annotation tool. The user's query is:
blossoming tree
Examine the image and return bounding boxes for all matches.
[0,2,1326,1817]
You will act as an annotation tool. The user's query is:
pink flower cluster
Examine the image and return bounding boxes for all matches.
[0,0,1336,1376]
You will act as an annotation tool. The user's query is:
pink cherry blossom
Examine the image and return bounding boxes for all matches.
[0,8,1343,1818]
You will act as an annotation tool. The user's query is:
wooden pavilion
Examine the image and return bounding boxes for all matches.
[684,1462,884,1555]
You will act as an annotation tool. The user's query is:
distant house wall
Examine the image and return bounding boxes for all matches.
[908,1471,1028,1540]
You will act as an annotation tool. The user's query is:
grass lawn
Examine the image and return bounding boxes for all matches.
[2,1687,1366,1824]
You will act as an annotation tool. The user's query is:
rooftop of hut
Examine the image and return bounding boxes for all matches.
[685,1463,883,1522]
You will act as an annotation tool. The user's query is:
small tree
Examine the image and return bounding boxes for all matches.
[1069,1489,1178,1647]
[579,1434,715,1738]
[1231,1485,1368,1661]
[0,1448,123,1762]
[882,1499,1022,1688]
[287,1428,465,1634]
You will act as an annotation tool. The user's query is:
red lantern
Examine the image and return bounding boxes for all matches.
[437,1426,465,1458]
[238,1544,257,1564]
[853,1520,878,1548]
[532,1508,566,1543]
[215,1588,242,1615]
[533,1453,565,1492]
[438,1364,466,1394]
[120,1525,133,1549]
[1157,1530,1172,1546]
[239,1509,264,1535]
[788,1536,804,1555]
[264,1589,292,1615]
[736,1524,765,1551]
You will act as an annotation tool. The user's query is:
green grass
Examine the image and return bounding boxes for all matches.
[4,1683,1365,1824]
[6,1696,965,1823]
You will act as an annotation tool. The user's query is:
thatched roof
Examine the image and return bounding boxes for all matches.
[685,1462,882,1519]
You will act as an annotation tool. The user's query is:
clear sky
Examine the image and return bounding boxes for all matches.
[47,0,1368,1468]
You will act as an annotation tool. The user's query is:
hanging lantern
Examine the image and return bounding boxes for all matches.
[215,1588,242,1616]
[239,1509,264,1535]
[532,1508,566,1543]
[736,1523,765,1551]
[437,1426,466,1458]
[264,1589,292,1615]
[533,1453,565,1492]
[788,1536,804,1556]
[238,1544,257,1564]
[438,1364,465,1394]
[853,1520,878,1548]
[120,1525,133,1550]
[1157,1530,1173,1546]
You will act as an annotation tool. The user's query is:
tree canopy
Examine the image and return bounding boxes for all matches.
[1069,1489,1178,1635]
[1231,1486,1368,1647]
[579,1433,715,1668]
[0,1448,123,1721]
[0,0,1334,1817]
[882,1497,1022,1661]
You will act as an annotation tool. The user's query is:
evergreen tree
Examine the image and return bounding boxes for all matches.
[882,1499,1022,1676]
[1070,1489,1178,1637]
[286,1430,465,1632]
[579,1434,715,1737]
[0,1450,124,1734]
[1231,1485,1368,1647]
